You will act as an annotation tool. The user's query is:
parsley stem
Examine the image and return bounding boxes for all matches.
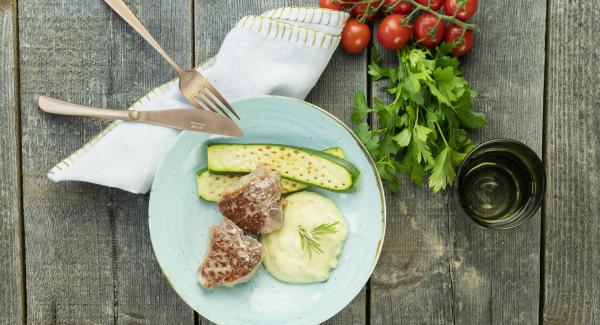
[435,122,448,146]
[414,107,419,130]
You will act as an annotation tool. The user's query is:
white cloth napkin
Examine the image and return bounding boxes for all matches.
[48,7,349,194]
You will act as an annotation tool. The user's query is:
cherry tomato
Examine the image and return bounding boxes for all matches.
[444,0,477,21]
[413,13,445,48]
[319,0,344,11]
[416,0,444,11]
[352,1,381,21]
[444,24,474,56]
[383,0,414,15]
[377,14,412,50]
[341,19,372,54]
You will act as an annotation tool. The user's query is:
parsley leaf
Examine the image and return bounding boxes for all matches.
[393,128,411,147]
[354,123,380,159]
[454,89,486,128]
[352,91,373,125]
[369,46,397,81]
[408,129,434,164]
[428,146,456,192]
[414,125,433,141]
[433,67,466,105]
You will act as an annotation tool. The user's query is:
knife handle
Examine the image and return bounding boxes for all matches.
[38,96,136,121]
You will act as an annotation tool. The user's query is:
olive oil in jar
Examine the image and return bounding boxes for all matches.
[454,140,545,229]
[459,152,531,221]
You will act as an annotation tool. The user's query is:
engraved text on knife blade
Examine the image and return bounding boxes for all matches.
[189,121,207,130]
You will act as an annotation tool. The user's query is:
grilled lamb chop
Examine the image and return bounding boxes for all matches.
[218,165,284,234]
[198,218,263,288]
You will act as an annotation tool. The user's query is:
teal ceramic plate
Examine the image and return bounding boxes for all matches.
[149,96,385,325]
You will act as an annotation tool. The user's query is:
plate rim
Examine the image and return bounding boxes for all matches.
[149,95,386,325]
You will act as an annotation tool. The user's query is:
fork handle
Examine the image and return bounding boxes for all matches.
[38,96,136,121]
[104,0,184,76]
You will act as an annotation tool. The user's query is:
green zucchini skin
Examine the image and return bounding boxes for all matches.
[196,147,347,202]
[196,168,217,202]
[286,145,360,192]
[207,144,360,192]
[323,147,346,159]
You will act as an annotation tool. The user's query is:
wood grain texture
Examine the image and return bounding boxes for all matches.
[194,1,368,323]
[0,0,24,324]
[369,0,546,323]
[18,0,193,323]
[544,0,600,324]
[448,0,546,324]
[369,182,454,325]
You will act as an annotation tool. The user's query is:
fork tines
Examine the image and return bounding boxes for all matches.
[194,86,240,120]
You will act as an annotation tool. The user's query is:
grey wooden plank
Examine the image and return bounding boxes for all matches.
[368,20,454,324]
[106,1,195,324]
[369,159,455,322]
[543,0,600,324]
[0,0,24,324]
[110,191,195,325]
[447,1,546,324]
[194,1,368,324]
[370,185,454,325]
[369,0,546,323]
[18,0,120,322]
[18,0,193,323]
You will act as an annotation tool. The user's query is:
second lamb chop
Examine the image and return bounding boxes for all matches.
[198,218,263,288]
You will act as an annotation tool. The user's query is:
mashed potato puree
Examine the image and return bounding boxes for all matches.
[261,191,348,283]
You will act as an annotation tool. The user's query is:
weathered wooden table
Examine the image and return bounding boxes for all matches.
[1,0,599,324]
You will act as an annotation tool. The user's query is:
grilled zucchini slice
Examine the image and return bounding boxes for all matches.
[197,148,346,202]
[207,144,359,192]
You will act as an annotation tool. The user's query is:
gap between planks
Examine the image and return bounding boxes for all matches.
[10,0,27,322]
[365,39,373,325]
[539,0,552,322]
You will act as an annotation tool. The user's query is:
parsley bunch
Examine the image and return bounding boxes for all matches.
[352,43,486,192]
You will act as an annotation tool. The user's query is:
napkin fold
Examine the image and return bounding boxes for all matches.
[48,7,349,194]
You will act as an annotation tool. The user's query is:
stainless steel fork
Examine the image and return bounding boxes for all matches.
[104,0,240,120]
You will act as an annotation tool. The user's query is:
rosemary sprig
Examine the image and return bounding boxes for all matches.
[312,221,340,237]
[298,222,340,258]
[299,226,323,257]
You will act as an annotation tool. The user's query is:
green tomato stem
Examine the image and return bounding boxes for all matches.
[405,0,477,31]
[337,0,478,32]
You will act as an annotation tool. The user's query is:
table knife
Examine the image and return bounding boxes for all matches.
[37,96,243,137]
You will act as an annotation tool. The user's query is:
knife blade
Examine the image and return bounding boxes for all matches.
[135,108,243,136]
[38,96,243,137]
